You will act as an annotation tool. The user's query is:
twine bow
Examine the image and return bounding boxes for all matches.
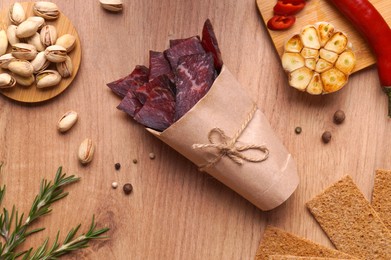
[192,105,269,171]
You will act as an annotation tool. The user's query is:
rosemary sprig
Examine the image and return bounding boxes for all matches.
[0,166,109,259]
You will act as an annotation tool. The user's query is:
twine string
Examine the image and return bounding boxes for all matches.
[192,104,269,171]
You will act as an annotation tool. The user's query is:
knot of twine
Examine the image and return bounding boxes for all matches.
[192,105,269,171]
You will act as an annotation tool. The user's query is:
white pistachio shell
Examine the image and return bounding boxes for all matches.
[9,3,26,25]
[8,60,34,77]
[55,34,76,52]
[16,20,40,38]
[27,33,46,52]
[12,73,35,87]
[36,69,61,88]
[44,45,67,62]
[57,110,78,133]
[0,73,16,89]
[33,1,60,20]
[56,56,73,78]
[11,43,38,61]
[7,25,20,46]
[40,25,57,47]
[0,30,8,56]
[31,51,50,74]
[100,0,123,12]
[78,138,95,164]
[26,16,46,30]
[0,53,16,69]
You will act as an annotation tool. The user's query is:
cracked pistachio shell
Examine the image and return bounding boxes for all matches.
[0,73,16,89]
[78,138,95,164]
[100,0,123,12]
[8,60,34,77]
[7,25,20,46]
[0,30,8,56]
[12,73,35,87]
[11,43,38,61]
[31,51,50,74]
[55,34,76,52]
[40,25,57,46]
[0,53,16,69]
[57,110,78,133]
[44,45,67,62]
[56,56,73,78]
[26,16,46,30]
[36,69,61,88]
[9,2,26,25]
[27,33,45,52]
[33,2,60,20]
[16,20,40,38]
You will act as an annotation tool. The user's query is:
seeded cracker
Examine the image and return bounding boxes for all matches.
[306,175,391,259]
[255,226,356,260]
[372,169,391,230]
[268,256,350,260]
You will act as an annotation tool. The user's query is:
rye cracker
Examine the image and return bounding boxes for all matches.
[372,169,391,230]
[255,226,355,260]
[306,175,391,259]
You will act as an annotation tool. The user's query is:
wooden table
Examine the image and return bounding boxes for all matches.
[0,0,389,259]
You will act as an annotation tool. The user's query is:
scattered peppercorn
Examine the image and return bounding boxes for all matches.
[132,159,138,164]
[295,127,302,134]
[333,110,346,124]
[112,182,118,189]
[123,183,133,195]
[149,153,155,160]
[114,163,121,170]
[322,131,332,143]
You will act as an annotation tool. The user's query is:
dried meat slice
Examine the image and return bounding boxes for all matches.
[148,51,172,81]
[107,65,149,98]
[201,19,223,72]
[169,35,200,48]
[164,37,205,70]
[117,91,142,118]
[133,75,176,131]
[175,52,216,121]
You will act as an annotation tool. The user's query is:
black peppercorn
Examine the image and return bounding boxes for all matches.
[322,131,332,143]
[123,183,133,195]
[132,159,138,164]
[114,163,121,170]
[295,127,302,134]
[333,110,345,124]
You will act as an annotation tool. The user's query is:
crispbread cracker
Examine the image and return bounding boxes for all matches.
[306,175,391,259]
[255,226,355,260]
[268,256,349,260]
[372,169,391,230]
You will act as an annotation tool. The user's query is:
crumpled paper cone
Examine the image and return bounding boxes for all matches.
[148,65,299,211]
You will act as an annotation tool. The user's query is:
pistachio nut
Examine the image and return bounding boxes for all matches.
[55,34,76,52]
[31,51,50,74]
[7,25,20,46]
[56,56,73,78]
[33,2,60,20]
[44,45,67,63]
[36,69,61,88]
[12,73,35,87]
[40,25,57,47]
[12,43,38,61]
[0,53,16,69]
[8,60,34,77]
[57,110,78,133]
[78,138,95,164]
[27,33,45,52]
[26,16,45,30]
[16,20,40,38]
[0,30,8,56]
[0,73,16,89]
[100,0,123,12]
[9,2,26,25]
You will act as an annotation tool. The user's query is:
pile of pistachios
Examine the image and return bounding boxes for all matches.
[0,2,76,89]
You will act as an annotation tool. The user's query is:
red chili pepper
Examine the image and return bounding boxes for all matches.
[327,0,391,116]
[267,15,296,31]
[273,0,306,16]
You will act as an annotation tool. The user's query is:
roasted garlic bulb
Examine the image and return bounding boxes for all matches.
[282,22,356,95]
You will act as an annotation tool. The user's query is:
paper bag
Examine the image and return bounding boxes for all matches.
[148,65,299,211]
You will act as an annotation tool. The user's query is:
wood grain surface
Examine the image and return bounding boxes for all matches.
[0,2,82,103]
[256,0,391,74]
[0,0,390,259]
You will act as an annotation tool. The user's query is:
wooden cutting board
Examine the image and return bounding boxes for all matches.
[256,0,391,74]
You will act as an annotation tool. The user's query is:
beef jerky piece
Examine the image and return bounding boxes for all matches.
[107,65,149,98]
[164,37,205,69]
[201,19,223,72]
[148,51,172,81]
[133,75,175,131]
[117,91,142,118]
[175,52,216,121]
[169,35,200,48]
[135,75,175,105]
